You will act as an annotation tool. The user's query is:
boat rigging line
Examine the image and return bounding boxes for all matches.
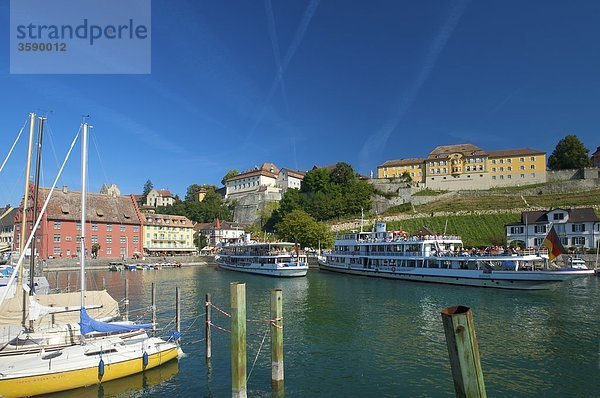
[0,126,81,306]
[0,116,28,176]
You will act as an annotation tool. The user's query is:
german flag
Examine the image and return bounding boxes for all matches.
[542,226,566,262]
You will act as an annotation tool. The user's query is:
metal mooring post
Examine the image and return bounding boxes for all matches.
[441,306,486,398]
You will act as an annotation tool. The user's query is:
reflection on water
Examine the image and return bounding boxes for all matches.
[43,265,600,398]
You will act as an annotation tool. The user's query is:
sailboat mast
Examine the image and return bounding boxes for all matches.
[18,112,36,329]
[80,122,90,309]
[28,117,45,295]
[27,116,45,332]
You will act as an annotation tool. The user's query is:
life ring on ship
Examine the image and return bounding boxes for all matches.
[391,267,396,272]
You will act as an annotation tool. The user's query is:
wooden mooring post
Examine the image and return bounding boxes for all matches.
[230,282,247,398]
[124,278,129,321]
[271,288,284,388]
[441,306,486,398]
[151,283,157,337]
[205,293,212,362]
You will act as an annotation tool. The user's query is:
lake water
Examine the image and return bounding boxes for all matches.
[45,264,599,397]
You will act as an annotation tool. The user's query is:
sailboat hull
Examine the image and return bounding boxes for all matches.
[0,337,179,397]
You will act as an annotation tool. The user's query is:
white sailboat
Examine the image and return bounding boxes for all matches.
[0,122,180,397]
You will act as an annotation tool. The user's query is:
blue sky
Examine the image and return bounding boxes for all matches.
[1,0,599,206]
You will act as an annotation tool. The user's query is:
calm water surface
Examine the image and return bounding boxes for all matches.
[44,264,599,397]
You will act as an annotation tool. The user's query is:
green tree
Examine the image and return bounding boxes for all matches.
[221,169,239,186]
[143,179,153,195]
[185,184,218,202]
[330,162,356,185]
[548,135,590,170]
[301,168,330,192]
[275,210,333,249]
[91,243,101,258]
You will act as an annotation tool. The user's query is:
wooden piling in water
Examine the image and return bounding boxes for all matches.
[124,278,129,321]
[441,306,486,398]
[152,283,157,337]
[230,282,247,398]
[271,288,284,388]
[205,293,212,361]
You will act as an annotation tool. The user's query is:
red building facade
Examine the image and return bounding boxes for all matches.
[14,186,143,260]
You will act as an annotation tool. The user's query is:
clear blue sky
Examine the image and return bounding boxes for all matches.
[1,0,599,206]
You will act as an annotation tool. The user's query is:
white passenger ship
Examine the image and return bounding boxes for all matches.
[215,234,308,277]
[318,222,594,290]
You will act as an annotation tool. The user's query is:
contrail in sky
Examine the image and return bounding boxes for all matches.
[243,0,321,148]
[359,0,470,172]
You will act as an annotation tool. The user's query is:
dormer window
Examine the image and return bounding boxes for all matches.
[553,213,565,220]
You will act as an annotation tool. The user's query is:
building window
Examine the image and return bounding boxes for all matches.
[520,174,525,178]
[106,247,112,255]
[120,225,126,232]
[492,167,496,172]
[120,247,126,255]
[520,165,525,170]
[507,159,512,163]
[530,156,535,161]
[120,236,126,244]
[491,159,496,164]
[91,235,98,244]
[76,222,81,230]
[53,221,61,230]
[492,176,496,180]
[572,237,585,246]
[507,175,511,179]
[500,167,504,171]
[499,159,504,164]
[133,236,139,243]
[553,213,565,220]
[560,237,569,246]
[106,235,112,244]
[534,238,543,246]
[499,175,504,179]
[53,234,61,243]
[53,247,61,255]
[91,223,98,231]
[507,166,512,171]
[106,224,113,231]
[133,226,139,232]
[572,224,585,232]
[530,165,535,170]
[534,225,547,234]
[510,226,524,234]
[520,157,525,162]
[65,235,72,242]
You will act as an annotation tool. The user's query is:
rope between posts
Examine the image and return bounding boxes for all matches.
[208,321,230,334]
[247,327,269,382]
[209,302,231,318]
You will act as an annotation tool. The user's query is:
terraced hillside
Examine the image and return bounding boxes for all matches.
[331,185,599,248]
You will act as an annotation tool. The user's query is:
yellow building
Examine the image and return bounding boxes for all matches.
[377,158,425,182]
[378,144,547,190]
[142,213,196,256]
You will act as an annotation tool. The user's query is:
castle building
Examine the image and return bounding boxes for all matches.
[378,144,546,190]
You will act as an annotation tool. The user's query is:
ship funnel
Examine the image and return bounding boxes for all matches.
[375,222,386,233]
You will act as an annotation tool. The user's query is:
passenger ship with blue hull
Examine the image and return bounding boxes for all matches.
[216,235,308,277]
[318,223,594,290]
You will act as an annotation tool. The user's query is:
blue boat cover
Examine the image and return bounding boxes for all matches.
[79,308,152,335]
